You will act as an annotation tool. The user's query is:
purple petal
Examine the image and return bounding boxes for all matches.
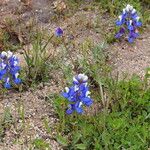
[55,27,63,37]
[82,97,93,106]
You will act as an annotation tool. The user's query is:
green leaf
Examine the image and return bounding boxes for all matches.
[56,135,68,146]
[75,143,86,150]
[32,138,50,149]
[43,118,51,134]
[72,132,82,144]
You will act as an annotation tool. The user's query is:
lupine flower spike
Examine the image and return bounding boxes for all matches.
[0,51,21,89]
[62,74,93,114]
[115,4,142,43]
[55,27,63,37]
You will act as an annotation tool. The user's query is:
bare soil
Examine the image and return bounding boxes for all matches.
[110,28,150,79]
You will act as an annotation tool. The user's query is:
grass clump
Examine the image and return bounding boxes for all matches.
[23,29,54,85]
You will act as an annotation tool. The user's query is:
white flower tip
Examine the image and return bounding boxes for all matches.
[132,9,136,14]
[74,85,79,92]
[14,61,18,66]
[79,102,83,107]
[12,55,17,59]
[1,63,6,69]
[86,91,91,97]
[136,16,140,21]
[78,73,88,81]
[129,5,133,10]
[126,4,133,11]
[15,73,19,78]
[78,73,84,79]
[83,75,88,82]
[7,51,13,58]
[119,15,122,21]
[123,8,126,14]
[126,4,130,7]
[1,51,7,57]
[125,4,130,11]
[84,83,88,87]
[130,20,132,25]
[73,77,78,83]
[65,87,69,93]
[6,77,10,82]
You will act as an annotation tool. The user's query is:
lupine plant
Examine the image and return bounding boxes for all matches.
[62,74,93,114]
[0,51,21,89]
[115,4,142,43]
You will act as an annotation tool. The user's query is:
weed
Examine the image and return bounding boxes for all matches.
[32,138,51,150]
[0,18,22,51]
[43,117,51,134]
[0,107,14,141]
[23,29,54,84]
[17,102,25,126]
[78,41,110,104]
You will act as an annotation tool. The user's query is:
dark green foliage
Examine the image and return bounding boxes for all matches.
[54,76,150,150]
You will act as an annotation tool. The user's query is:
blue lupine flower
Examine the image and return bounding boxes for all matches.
[61,74,93,114]
[55,27,63,37]
[115,4,142,43]
[13,73,21,84]
[128,30,139,43]
[115,27,125,38]
[4,77,11,89]
[0,51,21,89]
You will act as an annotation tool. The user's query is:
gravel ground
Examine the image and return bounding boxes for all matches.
[0,81,62,150]
[110,27,150,79]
